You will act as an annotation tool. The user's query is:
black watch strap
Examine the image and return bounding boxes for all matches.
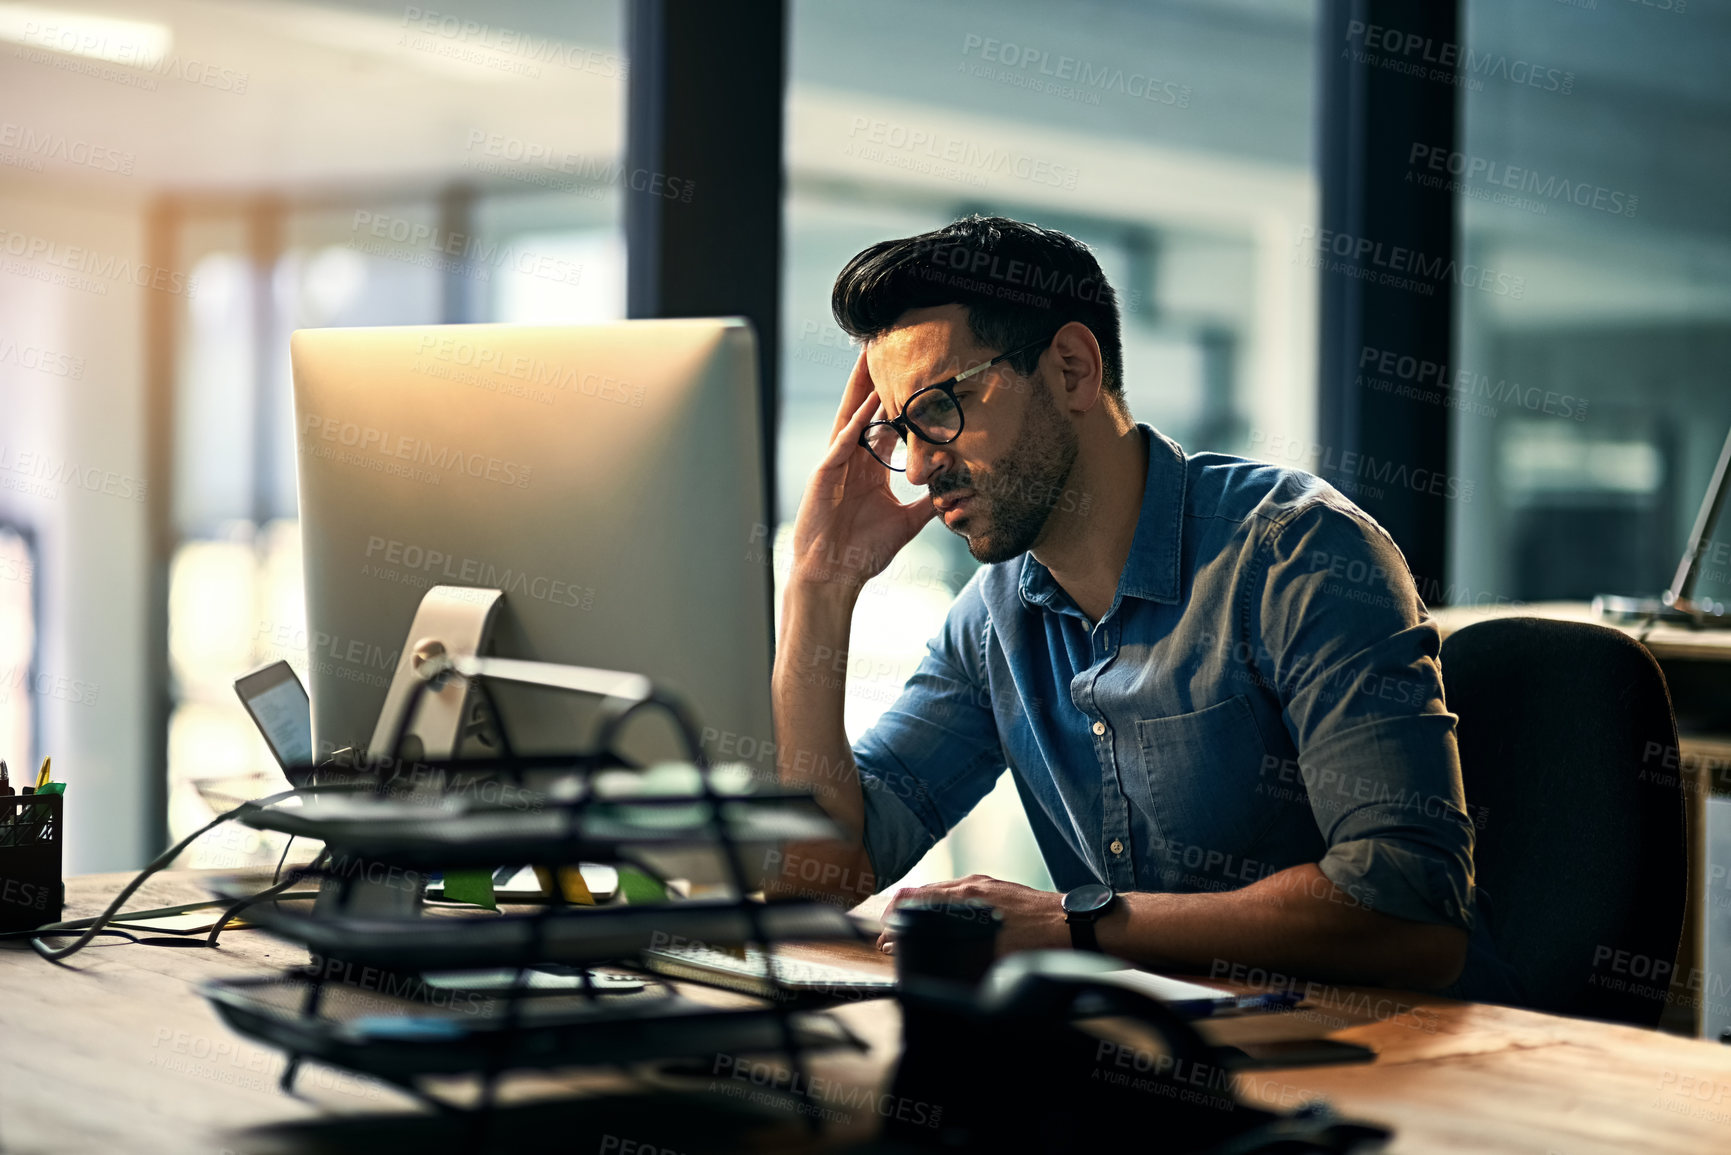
[1066,914,1101,952]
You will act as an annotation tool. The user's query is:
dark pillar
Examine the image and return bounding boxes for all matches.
[626,0,787,534]
[1317,0,1460,603]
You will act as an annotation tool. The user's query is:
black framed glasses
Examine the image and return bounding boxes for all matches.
[858,335,1053,472]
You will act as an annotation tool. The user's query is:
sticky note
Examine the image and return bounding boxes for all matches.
[532,865,595,905]
[441,868,497,910]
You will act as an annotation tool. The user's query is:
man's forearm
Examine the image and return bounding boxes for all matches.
[767,582,878,905]
[1095,863,1467,990]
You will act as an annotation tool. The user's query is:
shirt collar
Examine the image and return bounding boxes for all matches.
[1018,424,1187,612]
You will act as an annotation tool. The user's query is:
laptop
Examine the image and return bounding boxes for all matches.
[1593,423,1731,628]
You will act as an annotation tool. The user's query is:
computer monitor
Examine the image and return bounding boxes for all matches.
[289,318,775,773]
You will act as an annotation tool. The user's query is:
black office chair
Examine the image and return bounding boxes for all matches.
[1440,616,1688,1027]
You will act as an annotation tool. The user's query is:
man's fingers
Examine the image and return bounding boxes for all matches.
[818,393,883,472]
[829,349,876,440]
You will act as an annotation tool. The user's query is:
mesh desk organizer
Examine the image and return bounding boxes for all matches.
[197,586,868,1119]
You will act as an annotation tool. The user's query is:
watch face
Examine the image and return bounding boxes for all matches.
[1063,883,1114,916]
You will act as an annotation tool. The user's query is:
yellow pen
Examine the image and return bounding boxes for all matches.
[35,757,51,789]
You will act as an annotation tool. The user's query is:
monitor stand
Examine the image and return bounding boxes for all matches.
[313,585,504,919]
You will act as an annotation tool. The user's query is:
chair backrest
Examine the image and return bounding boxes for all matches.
[1440,616,1687,1027]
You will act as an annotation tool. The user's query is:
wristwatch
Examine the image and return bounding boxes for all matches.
[1061,882,1118,952]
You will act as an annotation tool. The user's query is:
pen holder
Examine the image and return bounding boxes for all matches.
[0,792,63,931]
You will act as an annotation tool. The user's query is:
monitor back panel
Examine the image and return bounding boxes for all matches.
[290,319,774,773]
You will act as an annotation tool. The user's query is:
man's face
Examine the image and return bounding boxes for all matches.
[865,305,1078,564]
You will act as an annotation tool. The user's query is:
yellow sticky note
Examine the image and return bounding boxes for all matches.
[532,865,595,905]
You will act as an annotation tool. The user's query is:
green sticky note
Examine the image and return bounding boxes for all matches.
[441,868,497,910]
[37,782,64,795]
[615,866,667,905]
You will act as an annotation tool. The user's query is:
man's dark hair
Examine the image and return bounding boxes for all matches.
[830,214,1124,399]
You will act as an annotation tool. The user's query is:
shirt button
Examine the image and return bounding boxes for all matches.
[1109,839,1124,855]
[1092,721,1106,736]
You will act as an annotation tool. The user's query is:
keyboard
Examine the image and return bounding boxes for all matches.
[640,944,898,1000]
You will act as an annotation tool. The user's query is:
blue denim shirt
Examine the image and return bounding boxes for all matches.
[854,425,1485,946]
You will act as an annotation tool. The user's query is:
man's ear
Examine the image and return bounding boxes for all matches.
[1049,321,1104,414]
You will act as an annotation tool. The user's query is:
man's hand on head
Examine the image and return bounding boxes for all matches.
[787,349,937,594]
[876,874,1068,957]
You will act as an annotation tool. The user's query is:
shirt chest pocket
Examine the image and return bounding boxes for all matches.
[1133,695,1275,881]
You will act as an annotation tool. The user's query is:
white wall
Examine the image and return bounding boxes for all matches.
[0,186,152,873]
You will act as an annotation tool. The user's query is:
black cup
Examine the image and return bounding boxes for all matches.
[887,898,1003,993]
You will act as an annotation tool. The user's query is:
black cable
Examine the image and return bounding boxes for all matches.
[29,784,354,964]
[207,850,328,948]
[593,689,708,768]
[272,833,297,886]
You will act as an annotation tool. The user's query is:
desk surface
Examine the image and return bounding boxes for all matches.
[1429,599,1731,664]
[6,871,1731,1154]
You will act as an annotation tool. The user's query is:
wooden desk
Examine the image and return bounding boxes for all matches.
[5,870,1731,1154]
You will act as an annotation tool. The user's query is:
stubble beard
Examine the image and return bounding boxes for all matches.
[931,382,1079,565]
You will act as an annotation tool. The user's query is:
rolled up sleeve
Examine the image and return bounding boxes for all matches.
[1253,501,1475,930]
[851,575,1009,890]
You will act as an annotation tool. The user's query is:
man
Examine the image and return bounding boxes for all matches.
[771,215,1495,993]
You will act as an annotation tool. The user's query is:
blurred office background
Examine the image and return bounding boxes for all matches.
[0,0,1727,905]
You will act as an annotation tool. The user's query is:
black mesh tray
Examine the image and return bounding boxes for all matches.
[237,792,842,865]
[200,972,865,1081]
[211,888,864,971]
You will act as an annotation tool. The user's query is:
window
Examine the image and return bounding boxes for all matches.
[156,2,628,862]
[1450,1,1731,609]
